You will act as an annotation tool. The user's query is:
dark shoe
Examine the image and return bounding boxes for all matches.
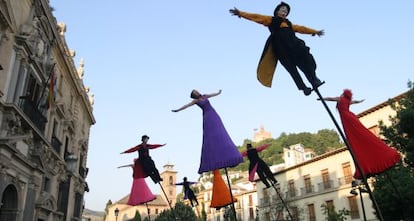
[312,79,324,89]
[303,87,312,96]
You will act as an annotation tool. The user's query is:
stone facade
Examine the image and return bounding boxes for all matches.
[0,0,95,220]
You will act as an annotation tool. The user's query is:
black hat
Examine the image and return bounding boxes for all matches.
[274,1,290,16]
[141,135,150,141]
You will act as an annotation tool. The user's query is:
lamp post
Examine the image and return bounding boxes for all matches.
[114,208,119,221]
[350,180,368,221]
[63,154,78,221]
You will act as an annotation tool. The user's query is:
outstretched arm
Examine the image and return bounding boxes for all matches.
[148,144,166,149]
[229,7,272,26]
[205,89,222,99]
[172,100,197,112]
[293,25,324,37]
[318,97,340,102]
[117,164,133,169]
[351,99,365,104]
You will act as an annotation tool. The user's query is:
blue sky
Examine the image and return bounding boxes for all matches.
[50,0,413,211]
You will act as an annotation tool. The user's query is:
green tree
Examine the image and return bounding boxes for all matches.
[129,210,141,221]
[372,81,414,220]
[320,203,349,221]
[155,202,197,221]
[199,203,207,221]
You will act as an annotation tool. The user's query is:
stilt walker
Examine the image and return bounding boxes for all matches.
[316,88,402,221]
[117,160,156,206]
[172,89,244,220]
[241,143,293,220]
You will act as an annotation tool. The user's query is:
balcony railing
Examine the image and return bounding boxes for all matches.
[285,188,298,199]
[300,185,315,195]
[317,180,334,191]
[19,99,47,133]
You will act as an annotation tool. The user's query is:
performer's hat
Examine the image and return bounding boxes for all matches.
[141,135,150,141]
[274,1,290,16]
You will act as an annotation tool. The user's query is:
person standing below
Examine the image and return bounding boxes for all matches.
[121,135,165,183]
[229,2,324,96]
[241,143,277,188]
[172,89,243,174]
[175,177,199,207]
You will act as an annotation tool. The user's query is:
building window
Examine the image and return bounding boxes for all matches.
[307,204,316,221]
[248,195,253,206]
[348,196,360,219]
[321,169,331,189]
[249,208,254,219]
[326,200,335,217]
[169,176,173,185]
[291,206,299,221]
[342,162,353,184]
[276,210,284,220]
[288,180,296,197]
[155,208,159,214]
[304,175,312,193]
[42,177,50,192]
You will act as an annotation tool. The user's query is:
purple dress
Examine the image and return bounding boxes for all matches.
[197,96,243,174]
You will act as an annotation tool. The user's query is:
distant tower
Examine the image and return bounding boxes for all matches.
[160,163,178,206]
[253,125,272,142]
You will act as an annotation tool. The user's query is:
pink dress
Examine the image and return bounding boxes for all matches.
[127,164,156,205]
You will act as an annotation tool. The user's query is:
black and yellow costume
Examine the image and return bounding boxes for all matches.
[237,7,323,93]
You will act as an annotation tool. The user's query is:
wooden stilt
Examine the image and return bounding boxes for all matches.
[159,183,179,220]
[271,183,294,221]
[224,168,238,221]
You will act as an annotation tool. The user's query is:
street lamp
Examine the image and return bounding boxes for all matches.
[65,154,78,173]
[350,180,368,221]
[114,208,119,221]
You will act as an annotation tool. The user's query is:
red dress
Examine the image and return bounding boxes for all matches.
[337,90,400,179]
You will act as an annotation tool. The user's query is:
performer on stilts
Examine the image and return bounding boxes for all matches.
[118,159,156,206]
[175,177,199,207]
[241,143,277,188]
[229,2,324,96]
[172,89,243,220]
[320,89,401,179]
[172,89,243,173]
[241,143,293,220]
[121,135,165,184]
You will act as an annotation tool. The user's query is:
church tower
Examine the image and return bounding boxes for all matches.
[160,163,178,206]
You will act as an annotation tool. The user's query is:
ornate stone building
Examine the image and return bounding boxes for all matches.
[0,0,95,220]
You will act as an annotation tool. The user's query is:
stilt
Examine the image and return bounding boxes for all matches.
[314,87,384,221]
[271,182,294,221]
[145,203,151,221]
[159,183,179,220]
[224,168,238,221]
